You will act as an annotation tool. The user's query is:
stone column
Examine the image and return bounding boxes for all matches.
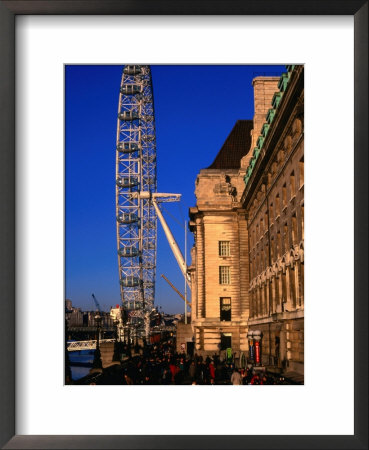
[279,327,287,366]
[270,279,274,314]
[278,275,283,313]
[196,218,205,318]
[285,267,292,311]
[295,263,300,307]
[250,289,255,318]
[238,214,249,317]
[272,276,278,312]
[300,262,304,306]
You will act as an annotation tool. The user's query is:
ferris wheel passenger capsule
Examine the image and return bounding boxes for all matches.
[117,213,138,224]
[120,84,142,95]
[141,135,155,143]
[116,177,139,188]
[118,111,139,121]
[117,142,140,153]
[118,247,139,257]
[120,276,140,287]
[123,65,142,75]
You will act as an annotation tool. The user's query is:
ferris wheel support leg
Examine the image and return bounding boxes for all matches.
[152,199,191,288]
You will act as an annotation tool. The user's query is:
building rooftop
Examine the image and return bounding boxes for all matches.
[207,120,253,170]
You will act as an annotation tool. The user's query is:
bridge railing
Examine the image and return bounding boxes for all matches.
[67,339,116,352]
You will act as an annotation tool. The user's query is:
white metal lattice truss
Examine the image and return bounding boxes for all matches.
[116,65,158,338]
[116,65,187,341]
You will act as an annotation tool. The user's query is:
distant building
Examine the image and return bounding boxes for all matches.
[189,66,304,377]
[65,299,83,327]
[65,299,72,312]
[65,299,114,329]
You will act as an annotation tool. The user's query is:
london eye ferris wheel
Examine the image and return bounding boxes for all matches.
[115,65,188,340]
[116,65,158,334]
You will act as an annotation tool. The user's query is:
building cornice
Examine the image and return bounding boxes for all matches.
[241,66,304,208]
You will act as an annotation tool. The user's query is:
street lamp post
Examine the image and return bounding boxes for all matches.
[92,313,102,370]
[113,319,120,362]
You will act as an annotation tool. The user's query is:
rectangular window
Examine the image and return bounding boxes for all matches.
[292,214,298,244]
[290,171,296,198]
[275,194,280,217]
[282,271,287,305]
[282,184,287,208]
[270,203,274,224]
[275,276,280,307]
[284,223,289,253]
[219,241,230,256]
[277,231,282,257]
[301,205,304,240]
[290,267,297,308]
[271,237,275,261]
[299,157,304,188]
[220,297,231,321]
[219,266,230,285]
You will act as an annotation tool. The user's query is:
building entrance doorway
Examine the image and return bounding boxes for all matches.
[221,332,232,350]
[220,297,231,321]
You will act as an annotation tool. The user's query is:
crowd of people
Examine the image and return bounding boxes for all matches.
[82,338,291,385]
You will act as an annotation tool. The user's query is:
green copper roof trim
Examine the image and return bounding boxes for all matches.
[278,73,289,92]
[257,135,264,149]
[272,91,283,109]
[244,68,293,187]
[266,108,275,124]
[261,123,270,138]
[286,64,295,72]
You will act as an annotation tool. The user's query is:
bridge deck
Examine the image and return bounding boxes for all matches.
[67,339,115,351]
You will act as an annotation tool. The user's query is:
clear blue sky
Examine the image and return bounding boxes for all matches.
[65,64,285,314]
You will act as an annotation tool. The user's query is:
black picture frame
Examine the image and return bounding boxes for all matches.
[0,1,367,449]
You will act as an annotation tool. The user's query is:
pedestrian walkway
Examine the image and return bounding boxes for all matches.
[68,338,303,385]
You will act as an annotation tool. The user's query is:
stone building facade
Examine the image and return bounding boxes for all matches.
[242,65,304,374]
[189,66,304,377]
[189,121,253,359]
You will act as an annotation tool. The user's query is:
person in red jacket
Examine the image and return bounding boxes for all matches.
[250,373,261,385]
[169,359,179,383]
[209,360,216,383]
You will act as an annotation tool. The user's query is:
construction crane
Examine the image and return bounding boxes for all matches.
[91,293,102,312]
[161,274,191,308]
